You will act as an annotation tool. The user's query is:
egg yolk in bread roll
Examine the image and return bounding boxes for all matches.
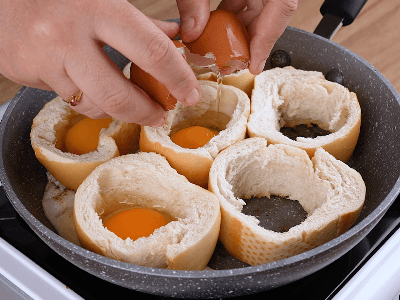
[64,117,112,155]
[170,126,219,149]
[104,208,169,241]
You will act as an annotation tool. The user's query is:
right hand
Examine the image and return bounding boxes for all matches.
[178,0,299,75]
[0,0,201,126]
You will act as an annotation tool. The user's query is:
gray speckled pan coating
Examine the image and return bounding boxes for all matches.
[0,27,399,298]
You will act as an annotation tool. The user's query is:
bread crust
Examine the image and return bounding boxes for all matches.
[42,173,80,246]
[209,138,366,265]
[74,152,221,270]
[196,69,256,97]
[140,80,250,188]
[30,97,140,190]
[247,66,361,162]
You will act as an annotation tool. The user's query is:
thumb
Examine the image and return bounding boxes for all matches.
[176,0,211,43]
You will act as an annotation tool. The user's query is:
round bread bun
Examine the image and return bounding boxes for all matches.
[74,152,221,270]
[139,80,250,188]
[247,66,361,162]
[42,173,80,246]
[30,97,140,190]
[208,137,366,266]
[196,69,256,97]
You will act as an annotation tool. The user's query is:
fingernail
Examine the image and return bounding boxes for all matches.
[184,88,200,106]
[181,16,195,35]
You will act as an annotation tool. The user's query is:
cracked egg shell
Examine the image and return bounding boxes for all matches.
[184,10,250,72]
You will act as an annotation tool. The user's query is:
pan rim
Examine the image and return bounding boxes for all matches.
[0,25,399,283]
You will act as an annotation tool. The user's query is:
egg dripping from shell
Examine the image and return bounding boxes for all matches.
[104,208,169,241]
[170,126,219,149]
[64,117,112,155]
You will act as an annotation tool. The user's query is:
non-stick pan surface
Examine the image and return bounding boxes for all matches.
[0,25,400,298]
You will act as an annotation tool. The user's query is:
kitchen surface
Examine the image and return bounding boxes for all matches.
[0,1,400,300]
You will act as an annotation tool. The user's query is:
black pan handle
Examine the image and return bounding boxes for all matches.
[320,0,368,26]
[314,0,368,39]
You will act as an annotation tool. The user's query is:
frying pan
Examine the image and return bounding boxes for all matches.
[0,0,400,298]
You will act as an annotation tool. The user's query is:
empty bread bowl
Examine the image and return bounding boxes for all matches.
[247,66,361,162]
[208,137,366,266]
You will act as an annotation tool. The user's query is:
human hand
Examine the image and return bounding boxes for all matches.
[177,0,299,75]
[0,0,201,126]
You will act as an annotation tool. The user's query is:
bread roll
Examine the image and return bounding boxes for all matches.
[196,69,256,97]
[139,80,250,188]
[42,173,80,246]
[247,66,361,162]
[208,138,366,266]
[31,97,140,190]
[74,152,221,270]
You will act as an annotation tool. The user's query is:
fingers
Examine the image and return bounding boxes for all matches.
[97,18,179,49]
[176,0,211,43]
[217,0,247,14]
[148,18,180,39]
[247,0,298,75]
[64,39,167,126]
[44,72,110,119]
[94,0,200,108]
[216,0,298,75]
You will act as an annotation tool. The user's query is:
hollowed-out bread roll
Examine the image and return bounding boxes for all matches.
[247,66,361,162]
[208,138,366,266]
[74,152,221,270]
[196,69,256,97]
[30,97,140,190]
[140,80,250,188]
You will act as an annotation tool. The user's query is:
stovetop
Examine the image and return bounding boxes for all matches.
[0,185,399,300]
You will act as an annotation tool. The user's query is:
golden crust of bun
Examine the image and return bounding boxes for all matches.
[247,66,361,162]
[74,152,221,270]
[139,80,250,188]
[42,173,80,246]
[30,97,140,190]
[208,138,366,266]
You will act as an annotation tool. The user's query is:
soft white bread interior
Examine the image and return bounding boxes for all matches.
[30,97,140,190]
[247,66,361,162]
[42,173,80,246]
[74,152,221,270]
[208,137,366,266]
[196,69,256,97]
[140,80,250,188]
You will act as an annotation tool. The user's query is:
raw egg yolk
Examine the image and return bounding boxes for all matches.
[104,208,169,241]
[170,126,219,149]
[64,117,112,155]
